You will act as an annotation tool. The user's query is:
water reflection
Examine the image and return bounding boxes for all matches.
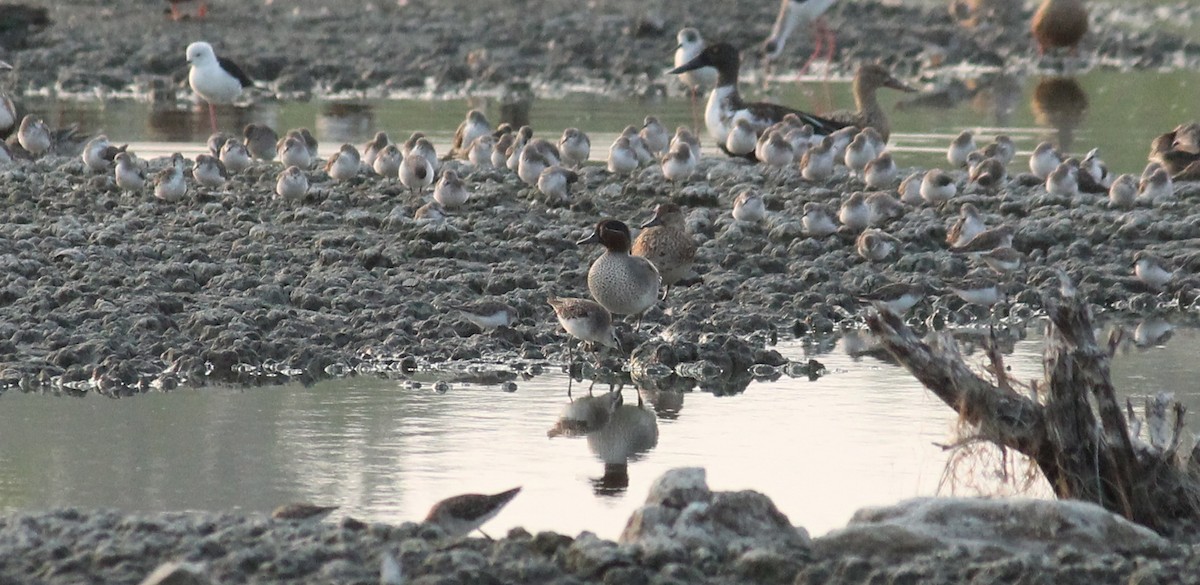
[1031,76,1089,153]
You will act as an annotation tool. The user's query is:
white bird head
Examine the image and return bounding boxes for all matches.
[185,42,217,66]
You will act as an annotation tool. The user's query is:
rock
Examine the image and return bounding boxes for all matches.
[817,497,1172,560]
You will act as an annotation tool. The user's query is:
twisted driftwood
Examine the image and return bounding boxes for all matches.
[865,283,1200,535]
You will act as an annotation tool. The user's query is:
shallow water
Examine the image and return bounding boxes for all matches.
[22,69,1200,176]
[1,320,1196,538]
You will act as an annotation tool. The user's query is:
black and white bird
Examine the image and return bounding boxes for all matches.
[761,0,839,71]
[186,41,253,132]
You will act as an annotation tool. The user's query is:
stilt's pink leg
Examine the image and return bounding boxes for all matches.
[208,103,218,133]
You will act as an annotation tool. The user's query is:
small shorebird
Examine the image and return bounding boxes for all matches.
[607,136,640,175]
[399,153,434,195]
[947,130,975,168]
[632,203,696,300]
[467,135,495,167]
[414,200,447,221]
[866,191,904,226]
[193,154,228,189]
[1029,141,1060,179]
[410,137,440,174]
[271,503,338,521]
[669,43,851,154]
[661,141,697,182]
[800,137,835,181]
[802,202,837,236]
[855,229,900,262]
[1107,173,1136,208]
[82,135,124,173]
[373,144,402,177]
[1045,161,1079,197]
[946,203,985,248]
[732,189,767,223]
[640,116,670,156]
[756,130,794,169]
[920,169,957,205]
[17,115,50,156]
[518,146,551,186]
[362,131,390,168]
[492,133,514,168]
[620,125,654,165]
[951,224,1014,254]
[275,166,308,201]
[843,132,875,174]
[1137,166,1173,204]
[1031,0,1088,56]
[433,170,469,208]
[559,128,591,168]
[114,152,146,192]
[578,220,662,318]
[537,166,579,202]
[983,135,1016,166]
[424,487,522,540]
[206,132,233,157]
[1133,251,1173,290]
[976,246,1024,274]
[947,275,1005,307]
[325,143,361,182]
[898,172,923,205]
[452,300,518,329]
[286,128,318,159]
[725,119,759,158]
[548,297,621,355]
[243,123,278,161]
[968,156,1007,191]
[186,41,252,132]
[154,153,188,202]
[670,126,702,154]
[761,0,838,73]
[277,135,312,170]
[863,152,898,189]
[838,192,870,232]
[859,282,925,313]
[219,139,252,174]
[449,109,491,159]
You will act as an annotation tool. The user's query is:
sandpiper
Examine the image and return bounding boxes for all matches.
[802,202,837,236]
[114,152,146,192]
[946,202,985,248]
[193,153,228,189]
[838,192,870,232]
[843,132,875,174]
[548,297,621,353]
[607,136,640,175]
[640,116,670,156]
[898,171,924,205]
[947,274,1004,307]
[558,128,591,168]
[800,137,835,181]
[661,141,697,182]
[984,135,1016,166]
[414,200,447,221]
[449,109,491,159]
[1137,166,1173,204]
[518,145,551,186]
[1133,251,1173,290]
[468,135,495,167]
[725,118,759,158]
[82,135,123,173]
[863,152,898,189]
[947,130,975,168]
[424,487,522,540]
[185,41,252,132]
[433,169,469,208]
[951,224,1014,254]
[1031,0,1088,55]
[17,115,50,156]
[243,123,278,161]
[403,131,427,157]
[732,189,767,223]
[362,131,390,168]
[504,126,533,171]
[757,130,794,169]
[325,143,361,182]
[372,144,403,177]
[271,503,338,521]
[976,246,1024,274]
[453,300,518,329]
[492,133,515,168]
[1028,141,1060,179]
[670,126,702,154]
[277,135,312,170]
[761,0,838,72]
[220,138,252,174]
[1045,161,1079,197]
[537,166,579,202]
[154,154,188,202]
[859,282,925,313]
[920,169,957,205]
[410,137,440,174]
[968,156,1007,191]
[855,229,900,262]
[621,125,654,165]
[399,153,434,195]
[632,203,696,300]
[286,128,318,159]
[206,132,233,157]
[1107,173,1136,208]
[866,191,904,225]
[578,220,662,317]
[275,166,308,201]
[669,43,850,152]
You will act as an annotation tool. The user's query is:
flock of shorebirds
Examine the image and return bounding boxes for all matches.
[1,0,1196,547]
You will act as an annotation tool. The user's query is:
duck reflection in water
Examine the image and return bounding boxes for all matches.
[1032,76,1088,155]
[547,387,660,496]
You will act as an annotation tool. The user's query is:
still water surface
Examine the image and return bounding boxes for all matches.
[1,321,1197,538]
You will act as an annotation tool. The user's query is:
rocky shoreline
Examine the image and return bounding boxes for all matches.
[1,0,1198,100]
[2,468,1195,585]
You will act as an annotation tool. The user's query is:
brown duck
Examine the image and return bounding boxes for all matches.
[1031,0,1088,55]
[824,63,916,143]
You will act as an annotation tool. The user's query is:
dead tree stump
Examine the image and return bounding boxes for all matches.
[865,282,1200,536]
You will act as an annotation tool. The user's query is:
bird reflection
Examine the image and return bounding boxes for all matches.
[1132,319,1173,348]
[547,387,660,496]
[1031,76,1088,154]
[639,387,685,420]
[316,102,374,144]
